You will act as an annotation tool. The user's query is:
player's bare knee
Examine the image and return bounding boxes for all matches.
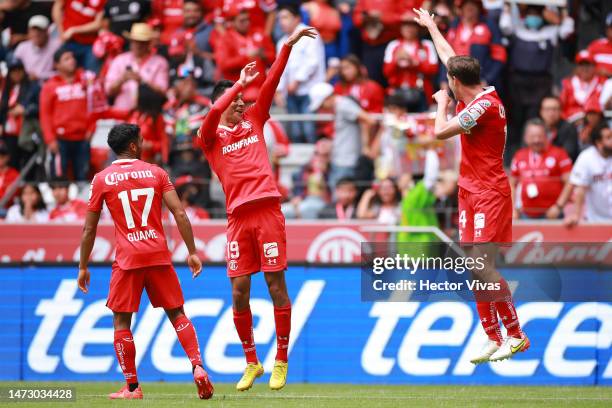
[164,306,185,323]
[113,312,132,330]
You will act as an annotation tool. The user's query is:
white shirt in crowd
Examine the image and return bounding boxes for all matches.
[5,205,49,223]
[569,146,612,222]
[277,23,326,97]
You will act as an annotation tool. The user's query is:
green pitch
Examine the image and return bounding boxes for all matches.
[0,382,610,408]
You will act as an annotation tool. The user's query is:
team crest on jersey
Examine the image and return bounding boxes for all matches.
[229,260,238,271]
[241,121,252,129]
[545,156,556,168]
[499,104,506,118]
[479,99,491,108]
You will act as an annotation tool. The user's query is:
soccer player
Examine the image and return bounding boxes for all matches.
[196,26,317,391]
[77,124,214,400]
[413,8,529,363]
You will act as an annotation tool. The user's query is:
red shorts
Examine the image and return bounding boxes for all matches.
[107,263,185,312]
[226,198,287,277]
[458,187,512,244]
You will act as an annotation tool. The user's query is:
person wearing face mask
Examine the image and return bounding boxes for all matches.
[499,3,574,158]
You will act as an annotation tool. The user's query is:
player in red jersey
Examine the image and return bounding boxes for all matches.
[196,26,317,391]
[414,8,529,363]
[77,124,214,400]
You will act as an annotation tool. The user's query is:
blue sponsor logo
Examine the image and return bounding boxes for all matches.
[0,266,610,385]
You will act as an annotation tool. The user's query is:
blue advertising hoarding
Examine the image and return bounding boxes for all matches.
[0,265,610,385]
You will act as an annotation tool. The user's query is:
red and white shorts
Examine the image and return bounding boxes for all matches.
[106,263,185,312]
[226,198,287,277]
[458,187,512,244]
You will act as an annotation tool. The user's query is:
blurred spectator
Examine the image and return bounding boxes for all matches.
[500,3,574,149]
[276,4,325,143]
[356,177,401,224]
[318,176,358,219]
[170,150,213,210]
[263,118,290,197]
[175,176,211,221]
[302,0,341,62]
[333,54,385,113]
[48,177,87,221]
[282,139,331,219]
[53,0,105,71]
[92,30,125,81]
[214,8,275,102]
[0,58,40,169]
[164,74,210,149]
[561,124,612,225]
[39,48,91,180]
[167,0,216,92]
[601,77,612,113]
[0,0,51,49]
[0,142,19,206]
[128,84,169,164]
[559,50,606,123]
[352,0,411,86]
[151,0,186,45]
[373,92,412,180]
[444,0,506,90]
[308,82,373,188]
[222,0,278,36]
[103,0,151,36]
[5,183,48,222]
[578,97,605,150]
[14,15,62,81]
[383,13,438,109]
[539,95,580,162]
[509,118,572,220]
[105,23,169,111]
[586,12,612,77]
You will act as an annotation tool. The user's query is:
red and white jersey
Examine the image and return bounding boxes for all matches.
[88,159,174,270]
[222,0,276,32]
[63,0,106,45]
[198,44,291,214]
[456,87,510,195]
[559,74,606,122]
[50,199,88,221]
[511,145,572,217]
[587,38,612,75]
[334,79,385,113]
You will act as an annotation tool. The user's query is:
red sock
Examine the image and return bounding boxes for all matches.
[475,302,502,344]
[274,304,291,362]
[495,279,524,338]
[172,315,202,367]
[114,329,138,385]
[233,307,258,364]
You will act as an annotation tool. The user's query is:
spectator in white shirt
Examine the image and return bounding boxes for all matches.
[14,15,62,81]
[556,124,612,225]
[276,4,325,143]
[5,183,49,223]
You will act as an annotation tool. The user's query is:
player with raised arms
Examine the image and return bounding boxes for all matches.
[413,8,529,362]
[197,26,318,391]
[77,124,214,399]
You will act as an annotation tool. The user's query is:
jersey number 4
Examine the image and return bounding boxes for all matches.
[118,187,154,229]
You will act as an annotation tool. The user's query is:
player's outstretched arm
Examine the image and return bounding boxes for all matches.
[413,8,456,68]
[163,189,203,278]
[432,90,464,140]
[253,26,318,117]
[78,210,101,293]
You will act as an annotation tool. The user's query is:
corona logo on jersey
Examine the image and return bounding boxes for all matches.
[2,265,609,385]
[104,170,155,186]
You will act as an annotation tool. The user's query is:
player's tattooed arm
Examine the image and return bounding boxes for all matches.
[432,90,463,139]
[163,190,203,278]
[78,210,101,293]
[413,8,456,67]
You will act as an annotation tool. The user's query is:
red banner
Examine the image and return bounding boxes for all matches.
[0,221,610,264]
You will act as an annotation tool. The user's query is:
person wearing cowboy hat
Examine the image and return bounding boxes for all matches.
[105,22,169,111]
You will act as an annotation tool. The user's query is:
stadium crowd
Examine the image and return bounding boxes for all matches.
[0,0,610,231]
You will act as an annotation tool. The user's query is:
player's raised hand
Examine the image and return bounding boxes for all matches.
[413,7,436,30]
[238,62,260,87]
[77,267,90,294]
[433,89,451,106]
[286,26,318,47]
[188,253,203,278]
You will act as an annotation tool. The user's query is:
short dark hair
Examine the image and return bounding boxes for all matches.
[540,94,560,107]
[447,56,481,86]
[108,124,140,155]
[49,177,70,189]
[590,123,610,145]
[524,117,546,131]
[53,47,72,64]
[336,177,357,189]
[211,79,235,103]
[278,4,301,17]
[183,0,202,7]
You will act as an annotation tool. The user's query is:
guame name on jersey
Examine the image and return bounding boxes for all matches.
[127,229,158,242]
[221,134,259,155]
[104,170,155,186]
